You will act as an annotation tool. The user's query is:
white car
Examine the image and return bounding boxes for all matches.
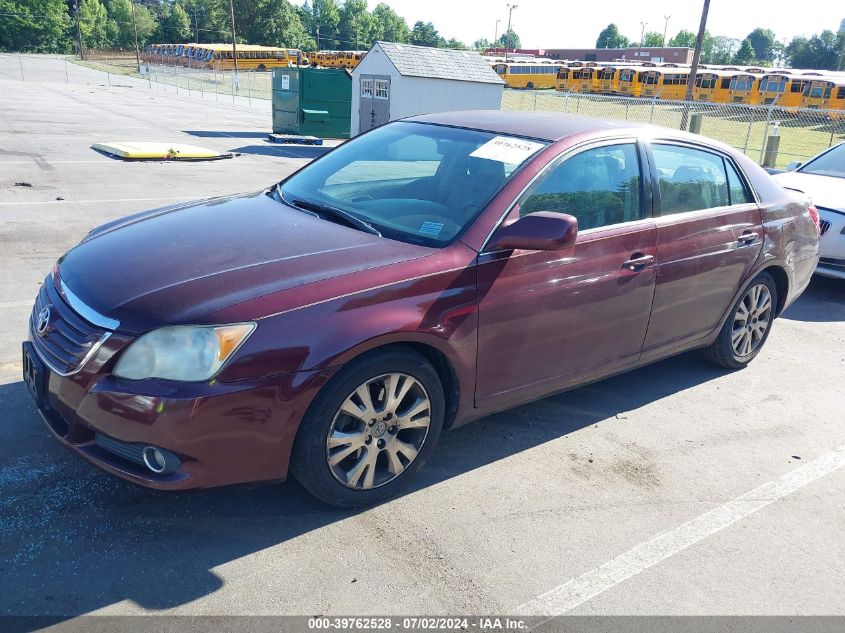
[773,142,845,280]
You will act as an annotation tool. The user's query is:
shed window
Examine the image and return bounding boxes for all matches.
[375,80,389,99]
[361,79,373,98]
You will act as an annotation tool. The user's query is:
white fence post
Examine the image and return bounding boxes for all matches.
[760,105,774,164]
[18,54,24,81]
[64,59,69,83]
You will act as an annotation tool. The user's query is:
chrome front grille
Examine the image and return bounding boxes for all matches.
[30,281,110,375]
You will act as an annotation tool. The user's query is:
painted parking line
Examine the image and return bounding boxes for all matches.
[511,443,845,618]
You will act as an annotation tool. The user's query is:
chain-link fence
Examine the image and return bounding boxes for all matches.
[5,54,844,168]
[503,90,845,169]
[0,53,271,110]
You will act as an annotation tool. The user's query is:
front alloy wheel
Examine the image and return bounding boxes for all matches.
[290,349,445,507]
[327,373,431,490]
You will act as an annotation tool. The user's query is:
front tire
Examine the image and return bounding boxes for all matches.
[290,348,444,507]
[703,271,778,369]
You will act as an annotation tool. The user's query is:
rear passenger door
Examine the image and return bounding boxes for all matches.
[642,142,763,352]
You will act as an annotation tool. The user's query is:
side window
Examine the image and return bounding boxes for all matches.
[725,160,753,205]
[520,144,642,231]
[652,144,729,214]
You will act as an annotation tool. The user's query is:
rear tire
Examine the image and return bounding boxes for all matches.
[290,348,444,507]
[703,271,778,369]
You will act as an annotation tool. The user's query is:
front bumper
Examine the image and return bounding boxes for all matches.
[30,342,333,490]
[815,208,845,280]
[25,281,334,490]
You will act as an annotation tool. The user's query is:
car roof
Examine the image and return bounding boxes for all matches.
[405,110,650,142]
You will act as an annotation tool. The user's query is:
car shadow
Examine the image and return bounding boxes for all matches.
[0,351,725,618]
[230,144,333,160]
[781,275,845,323]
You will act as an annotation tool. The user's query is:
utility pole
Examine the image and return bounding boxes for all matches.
[505,4,518,62]
[637,22,648,61]
[662,14,670,63]
[130,0,141,73]
[74,0,83,60]
[228,0,239,88]
[494,19,500,50]
[682,0,711,129]
[316,24,321,51]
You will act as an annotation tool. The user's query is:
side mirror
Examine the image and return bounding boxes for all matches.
[786,161,802,171]
[488,212,578,252]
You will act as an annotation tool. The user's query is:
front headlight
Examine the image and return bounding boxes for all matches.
[113,323,256,381]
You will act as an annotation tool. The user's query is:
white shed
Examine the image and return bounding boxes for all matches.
[351,42,505,136]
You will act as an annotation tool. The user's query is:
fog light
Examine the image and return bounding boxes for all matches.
[142,445,180,474]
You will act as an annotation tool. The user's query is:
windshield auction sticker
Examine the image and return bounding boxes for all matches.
[470,136,545,165]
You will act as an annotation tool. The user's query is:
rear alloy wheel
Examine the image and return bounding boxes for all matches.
[290,349,444,507]
[703,272,778,369]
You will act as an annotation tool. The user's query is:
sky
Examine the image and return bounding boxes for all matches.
[352,0,845,48]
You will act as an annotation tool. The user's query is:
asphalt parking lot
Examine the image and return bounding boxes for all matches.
[1,55,845,621]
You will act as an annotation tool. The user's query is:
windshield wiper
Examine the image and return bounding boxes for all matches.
[270,185,381,237]
[289,197,382,237]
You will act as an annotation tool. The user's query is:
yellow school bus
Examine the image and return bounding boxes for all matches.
[492,61,560,89]
[796,76,845,111]
[314,50,366,69]
[596,66,619,93]
[617,67,640,97]
[636,68,689,99]
[144,43,305,71]
[570,66,597,93]
[757,72,792,105]
[691,71,720,101]
[719,71,759,103]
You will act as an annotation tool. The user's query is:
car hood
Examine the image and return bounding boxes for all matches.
[771,171,845,212]
[57,191,433,334]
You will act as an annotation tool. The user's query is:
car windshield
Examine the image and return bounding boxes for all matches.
[279,121,547,246]
[799,143,845,179]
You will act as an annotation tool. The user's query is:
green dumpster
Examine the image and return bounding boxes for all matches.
[272,67,352,139]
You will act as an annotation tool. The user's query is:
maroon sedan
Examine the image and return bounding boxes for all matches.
[23,112,820,506]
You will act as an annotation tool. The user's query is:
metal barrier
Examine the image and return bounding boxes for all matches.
[502,89,845,169]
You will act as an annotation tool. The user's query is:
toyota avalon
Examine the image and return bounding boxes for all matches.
[23,111,820,506]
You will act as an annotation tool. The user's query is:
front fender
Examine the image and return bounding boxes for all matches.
[216,257,479,388]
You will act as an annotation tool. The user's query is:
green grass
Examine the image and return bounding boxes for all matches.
[503,90,845,169]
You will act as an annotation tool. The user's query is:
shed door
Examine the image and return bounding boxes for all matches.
[359,75,390,133]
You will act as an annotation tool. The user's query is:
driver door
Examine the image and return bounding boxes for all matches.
[475,141,657,410]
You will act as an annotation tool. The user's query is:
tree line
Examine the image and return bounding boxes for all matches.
[596,23,845,71]
[0,0,523,54]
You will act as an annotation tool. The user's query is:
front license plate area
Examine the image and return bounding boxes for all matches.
[22,342,46,408]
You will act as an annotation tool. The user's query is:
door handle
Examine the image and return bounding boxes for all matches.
[622,253,655,271]
[737,231,759,245]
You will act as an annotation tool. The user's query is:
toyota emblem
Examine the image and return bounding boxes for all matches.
[36,307,51,337]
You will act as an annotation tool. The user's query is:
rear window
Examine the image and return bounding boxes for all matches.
[652,144,729,214]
